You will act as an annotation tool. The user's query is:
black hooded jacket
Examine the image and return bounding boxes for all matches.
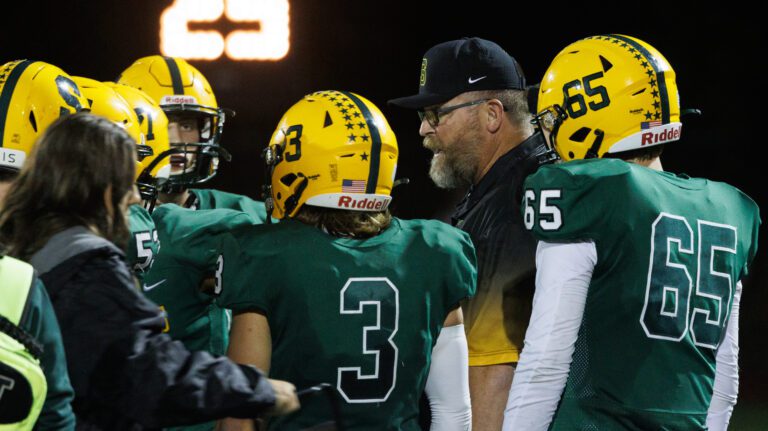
[30,226,275,430]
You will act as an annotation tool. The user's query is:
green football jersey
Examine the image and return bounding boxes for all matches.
[126,204,160,283]
[142,204,258,354]
[151,191,271,431]
[217,218,477,430]
[523,159,761,430]
[190,188,272,222]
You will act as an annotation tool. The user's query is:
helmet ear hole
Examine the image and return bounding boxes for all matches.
[29,111,38,132]
[280,173,298,187]
[569,127,592,143]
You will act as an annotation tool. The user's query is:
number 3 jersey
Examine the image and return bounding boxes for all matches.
[216,218,477,430]
[523,159,760,429]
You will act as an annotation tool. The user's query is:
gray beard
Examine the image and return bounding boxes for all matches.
[428,154,474,190]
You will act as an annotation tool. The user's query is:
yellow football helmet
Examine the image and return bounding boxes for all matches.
[536,34,681,161]
[73,77,143,146]
[0,60,87,173]
[108,82,173,203]
[264,90,398,219]
[116,55,230,190]
[74,77,174,206]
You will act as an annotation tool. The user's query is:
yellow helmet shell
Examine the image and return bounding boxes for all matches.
[268,90,398,219]
[107,82,172,182]
[0,60,87,171]
[537,35,681,161]
[116,55,218,110]
[74,77,143,150]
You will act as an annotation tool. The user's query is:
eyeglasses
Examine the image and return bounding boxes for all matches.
[418,99,490,128]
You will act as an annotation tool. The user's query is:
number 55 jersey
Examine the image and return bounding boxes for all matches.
[521,158,760,429]
[216,217,477,430]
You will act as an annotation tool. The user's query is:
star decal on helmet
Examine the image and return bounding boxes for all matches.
[267,90,397,218]
[588,35,665,126]
[313,90,371,145]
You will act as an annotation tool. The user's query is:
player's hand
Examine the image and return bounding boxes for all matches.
[199,276,216,295]
[266,378,300,416]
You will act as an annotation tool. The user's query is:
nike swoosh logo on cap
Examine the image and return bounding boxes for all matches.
[468,76,487,84]
[143,279,166,291]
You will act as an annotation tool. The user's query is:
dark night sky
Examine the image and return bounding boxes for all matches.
[3,1,766,421]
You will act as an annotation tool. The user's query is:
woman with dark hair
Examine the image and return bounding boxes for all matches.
[0,112,298,430]
[0,111,137,259]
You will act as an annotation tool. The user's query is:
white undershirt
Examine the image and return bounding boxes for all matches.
[502,241,741,430]
[707,281,742,431]
[503,240,595,431]
[424,324,472,430]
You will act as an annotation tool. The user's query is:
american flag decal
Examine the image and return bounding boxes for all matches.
[641,121,662,129]
[342,179,366,193]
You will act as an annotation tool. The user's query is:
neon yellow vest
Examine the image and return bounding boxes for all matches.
[0,256,47,430]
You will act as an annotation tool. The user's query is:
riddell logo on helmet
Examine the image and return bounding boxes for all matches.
[641,124,681,146]
[161,95,198,105]
[338,195,387,210]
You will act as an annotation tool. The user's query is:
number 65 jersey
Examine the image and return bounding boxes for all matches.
[216,217,477,430]
[520,159,760,429]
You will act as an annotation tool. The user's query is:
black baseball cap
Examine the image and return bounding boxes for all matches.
[388,37,526,109]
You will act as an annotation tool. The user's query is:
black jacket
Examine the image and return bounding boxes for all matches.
[30,227,275,430]
[451,133,555,350]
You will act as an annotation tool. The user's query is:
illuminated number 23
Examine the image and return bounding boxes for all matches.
[161,0,290,60]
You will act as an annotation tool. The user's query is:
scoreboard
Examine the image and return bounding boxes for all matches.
[160,0,290,60]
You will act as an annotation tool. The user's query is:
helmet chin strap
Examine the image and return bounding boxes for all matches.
[263,188,275,224]
[261,144,284,224]
[529,131,560,166]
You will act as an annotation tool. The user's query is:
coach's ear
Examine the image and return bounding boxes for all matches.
[485,99,507,134]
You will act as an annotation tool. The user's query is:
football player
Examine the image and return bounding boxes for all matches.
[108,82,172,279]
[117,57,268,431]
[73,77,170,283]
[217,90,476,430]
[117,56,267,216]
[504,35,760,431]
[115,56,268,342]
